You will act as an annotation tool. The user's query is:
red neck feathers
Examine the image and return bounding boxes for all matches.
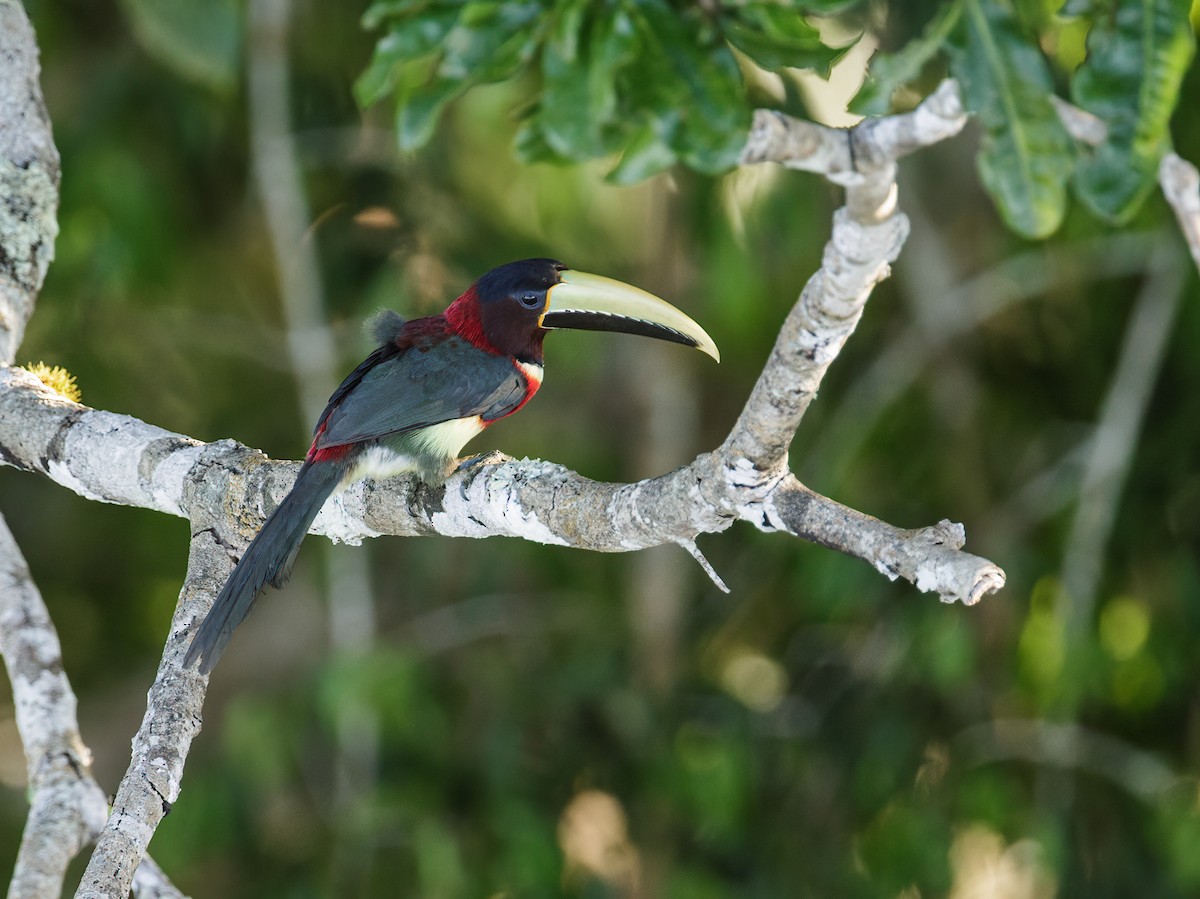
[444,287,495,353]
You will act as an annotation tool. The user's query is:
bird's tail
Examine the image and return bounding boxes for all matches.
[184,460,345,674]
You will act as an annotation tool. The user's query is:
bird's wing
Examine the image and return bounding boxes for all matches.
[312,334,526,450]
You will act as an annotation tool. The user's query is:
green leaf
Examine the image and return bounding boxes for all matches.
[1071,0,1196,223]
[119,0,242,90]
[1014,0,1067,31]
[513,117,572,165]
[723,3,845,76]
[607,123,677,185]
[438,0,543,82]
[632,0,750,175]
[388,0,544,151]
[357,0,759,175]
[354,7,459,107]
[949,0,1072,238]
[396,76,464,150]
[851,1,962,116]
[539,2,636,159]
[361,0,448,31]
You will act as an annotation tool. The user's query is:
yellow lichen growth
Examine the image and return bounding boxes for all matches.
[22,362,82,403]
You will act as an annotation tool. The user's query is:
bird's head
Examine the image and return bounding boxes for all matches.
[448,258,720,364]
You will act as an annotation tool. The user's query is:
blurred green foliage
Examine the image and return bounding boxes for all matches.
[356,0,845,180]
[0,0,1199,897]
[357,0,1197,237]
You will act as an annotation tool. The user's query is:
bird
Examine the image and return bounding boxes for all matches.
[183,258,718,673]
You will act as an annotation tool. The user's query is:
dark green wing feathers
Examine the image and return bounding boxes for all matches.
[313,334,528,451]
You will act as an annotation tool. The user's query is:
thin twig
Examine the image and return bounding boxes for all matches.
[75,529,214,898]
[246,0,379,827]
[1061,245,1186,635]
[955,718,1179,802]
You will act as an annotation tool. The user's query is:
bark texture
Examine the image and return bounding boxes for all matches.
[0,0,59,366]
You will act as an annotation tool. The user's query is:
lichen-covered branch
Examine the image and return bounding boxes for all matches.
[0,513,188,899]
[727,80,965,474]
[76,529,212,899]
[1,6,187,896]
[0,513,108,899]
[764,476,1003,606]
[0,363,1001,609]
[0,0,59,367]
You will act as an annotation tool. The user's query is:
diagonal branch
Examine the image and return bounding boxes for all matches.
[728,80,964,472]
[0,512,188,899]
[1061,245,1187,635]
[0,513,108,898]
[764,476,1002,606]
[75,526,215,899]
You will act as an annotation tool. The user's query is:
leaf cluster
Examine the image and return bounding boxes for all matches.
[356,0,1197,238]
[860,0,1195,236]
[355,0,847,183]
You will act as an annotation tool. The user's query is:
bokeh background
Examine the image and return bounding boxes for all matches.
[3,1,1200,896]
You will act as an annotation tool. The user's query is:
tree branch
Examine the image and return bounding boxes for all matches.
[1160,153,1200,275]
[0,512,188,899]
[765,476,1002,606]
[955,718,1179,802]
[75,529,212,899]
[728,79,965,473]
[0,513,108,899]
[0,361,1002,608]
[0,0,59,366]
[1061,245,1187,635]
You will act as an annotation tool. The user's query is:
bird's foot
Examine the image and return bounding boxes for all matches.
[454,450,511,475]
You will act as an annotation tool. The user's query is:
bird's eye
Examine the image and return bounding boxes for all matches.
[519,292,541,308]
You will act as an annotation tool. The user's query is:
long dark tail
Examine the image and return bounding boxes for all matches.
[184,460,345,673]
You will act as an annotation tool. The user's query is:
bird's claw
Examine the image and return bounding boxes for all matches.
[455,450,510,475]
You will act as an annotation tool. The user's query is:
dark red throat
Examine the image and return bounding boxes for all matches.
[444,287,493,353]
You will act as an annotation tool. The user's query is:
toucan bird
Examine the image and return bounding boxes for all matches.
[184,258,718,673]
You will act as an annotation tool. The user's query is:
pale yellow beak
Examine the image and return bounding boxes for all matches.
[540,270,720,362]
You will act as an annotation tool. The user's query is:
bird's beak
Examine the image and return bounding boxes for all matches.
[540,270,720,362]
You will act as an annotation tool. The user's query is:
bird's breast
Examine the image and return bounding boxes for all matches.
[410,416,487,461]
[345,416,486,485]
